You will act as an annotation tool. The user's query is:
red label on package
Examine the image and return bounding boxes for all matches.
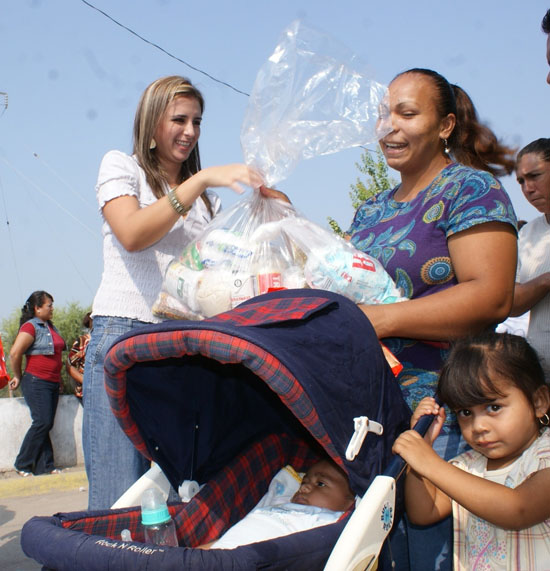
[256,272,282,295]
[352,254,376,273]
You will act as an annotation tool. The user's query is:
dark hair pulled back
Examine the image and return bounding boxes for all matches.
[517,138,550,164]
[20,291,53,326]
[396,68,516,177]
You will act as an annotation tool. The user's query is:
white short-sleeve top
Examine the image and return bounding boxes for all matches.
[91,150,221,323]
[517,215,550,381]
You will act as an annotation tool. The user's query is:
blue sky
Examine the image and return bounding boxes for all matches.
[1,0,549,322]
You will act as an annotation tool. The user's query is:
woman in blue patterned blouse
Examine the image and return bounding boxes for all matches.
[348,68,518,570]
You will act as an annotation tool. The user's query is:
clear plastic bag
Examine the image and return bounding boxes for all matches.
[153,191,306,320]
[153,193,403,320]
[153,20,396,320]
[252,217,403,305]
[241,20,391,187]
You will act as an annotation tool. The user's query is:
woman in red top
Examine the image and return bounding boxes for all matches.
[9,291,66,476]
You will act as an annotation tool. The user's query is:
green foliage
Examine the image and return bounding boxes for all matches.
[0,301,91,397]
[328,147,397,236]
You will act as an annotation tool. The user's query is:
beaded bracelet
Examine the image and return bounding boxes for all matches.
[168,188,192,216]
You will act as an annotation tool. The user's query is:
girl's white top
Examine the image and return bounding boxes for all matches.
[451,428,550,570]
[91,150,221,323]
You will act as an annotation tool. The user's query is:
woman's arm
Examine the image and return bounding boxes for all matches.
[103,165,263,252]
[510,274,550,316]
[360,222,517,340]
[8,330,35,390]
[394,430,550,530]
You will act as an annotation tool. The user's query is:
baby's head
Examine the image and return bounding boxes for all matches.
[291,459,355,512]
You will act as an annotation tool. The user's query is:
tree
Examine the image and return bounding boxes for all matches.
[0,301,91,397]
[328,147,396,236]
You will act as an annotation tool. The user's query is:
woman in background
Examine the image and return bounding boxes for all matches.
[510,138,550,380]
[66,311,92,399]
[9,290,65,477]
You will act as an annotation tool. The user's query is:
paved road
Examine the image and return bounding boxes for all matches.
[0,467,88,570]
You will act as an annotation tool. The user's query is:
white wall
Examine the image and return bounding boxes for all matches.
[0,395,84,473]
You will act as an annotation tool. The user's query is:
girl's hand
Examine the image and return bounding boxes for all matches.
[392,430,441,475]
[8,376,20,390]
[410,397,439,428]
[198,164,264,194]
[411,397,446,445]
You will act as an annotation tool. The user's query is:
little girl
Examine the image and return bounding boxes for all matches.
[393,332,550,570]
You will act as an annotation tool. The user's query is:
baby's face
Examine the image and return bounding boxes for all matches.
[291,460,354,512]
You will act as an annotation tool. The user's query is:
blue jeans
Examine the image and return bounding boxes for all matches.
[15,373,59,475]
[82,316,151,510]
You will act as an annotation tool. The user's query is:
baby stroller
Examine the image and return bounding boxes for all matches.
[21,289,411,570]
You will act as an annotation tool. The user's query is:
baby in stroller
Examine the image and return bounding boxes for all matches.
[205,457,355,549]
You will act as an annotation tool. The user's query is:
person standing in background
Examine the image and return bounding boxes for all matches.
[66,312,92,400]
[9,291,66,477]
[510,138,550,381]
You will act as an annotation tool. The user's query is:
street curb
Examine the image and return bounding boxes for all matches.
[0,468,88,498]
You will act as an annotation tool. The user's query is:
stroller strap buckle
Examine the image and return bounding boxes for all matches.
[345,416,384,461]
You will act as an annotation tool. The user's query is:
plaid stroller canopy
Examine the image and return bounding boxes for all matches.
[104,288,410,496]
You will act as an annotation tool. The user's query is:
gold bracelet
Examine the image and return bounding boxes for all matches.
[168,188,192,216]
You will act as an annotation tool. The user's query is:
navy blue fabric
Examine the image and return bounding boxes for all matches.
[125,357,301,490]
[22,513,350,571]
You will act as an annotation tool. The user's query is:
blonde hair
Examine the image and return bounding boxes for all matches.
[132,76,212,214]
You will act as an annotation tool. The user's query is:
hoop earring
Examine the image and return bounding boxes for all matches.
[149,138,157,150]
[539,413,550,427]
[443,138,450,155]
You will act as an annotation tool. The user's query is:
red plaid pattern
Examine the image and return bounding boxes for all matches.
[60,433,319,547]
[207,296,336,327]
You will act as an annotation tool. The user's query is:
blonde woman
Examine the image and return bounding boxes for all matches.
[83,76,276,510]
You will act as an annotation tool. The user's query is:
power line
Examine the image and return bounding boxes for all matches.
[0,155,98,237]
[0,175,23,302]
[0,92,7,118]
[0,155,97,301]
[31,151,96,208]
[0,92,23,301]
[80,0,250,97]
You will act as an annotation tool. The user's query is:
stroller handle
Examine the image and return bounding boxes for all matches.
[384,410,438,481]
[323,407,441,571]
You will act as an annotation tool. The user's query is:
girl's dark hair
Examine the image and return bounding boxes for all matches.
[517,138,550,164]
[395,68,516,177]
[20,291,53,326]
[542,9,550,34]
[438,332,546,411]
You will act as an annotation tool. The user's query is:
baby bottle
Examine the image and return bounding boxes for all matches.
[141,487,178,547]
